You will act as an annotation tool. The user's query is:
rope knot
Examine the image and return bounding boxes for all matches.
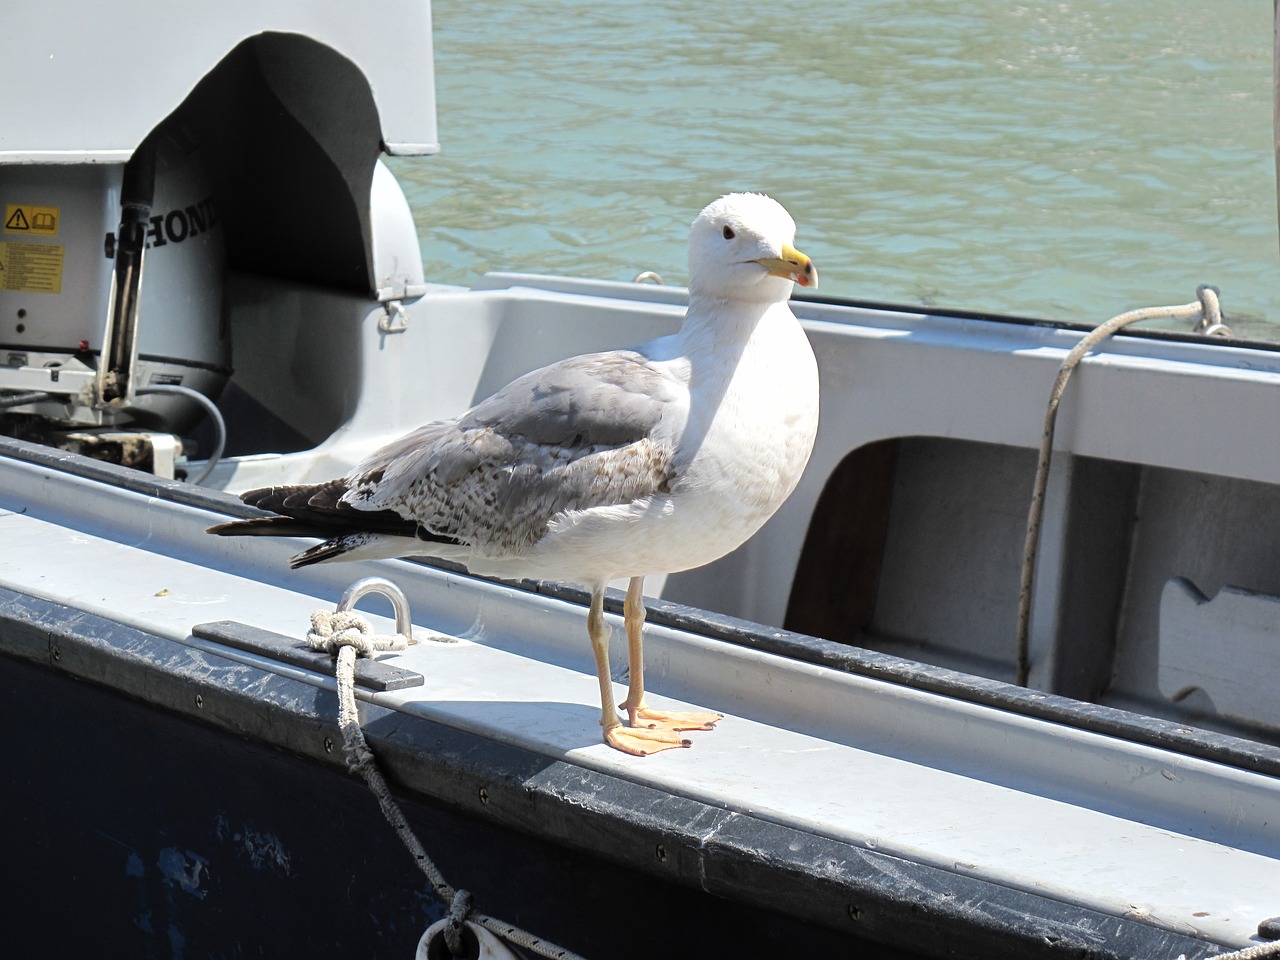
[307,609,409,657]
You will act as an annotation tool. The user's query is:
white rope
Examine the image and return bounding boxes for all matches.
[307,609,411,656]
[1182,941,1280,960]
[307,609,589,960]
[1015,285,1222,687]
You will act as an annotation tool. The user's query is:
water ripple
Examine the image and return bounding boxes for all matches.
[391,0,1277,338]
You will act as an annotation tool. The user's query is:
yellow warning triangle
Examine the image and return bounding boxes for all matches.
[5,208,30,230]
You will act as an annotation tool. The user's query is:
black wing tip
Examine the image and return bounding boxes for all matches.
[210,518,353,567]
[207,517,279,536]
[289,539,349,568]
[207,517,334,539]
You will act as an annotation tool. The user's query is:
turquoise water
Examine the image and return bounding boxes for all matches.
[390,1,1279,340]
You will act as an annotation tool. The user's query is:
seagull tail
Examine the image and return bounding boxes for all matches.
[288,532,416,568]
[206,484,461,569]
[208,516,401,569]
[206,516,359,567]
[206,481,423,542]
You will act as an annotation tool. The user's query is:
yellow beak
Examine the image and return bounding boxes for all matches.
[753,242,818,288]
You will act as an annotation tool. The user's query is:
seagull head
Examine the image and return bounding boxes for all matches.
[688,193,818,302]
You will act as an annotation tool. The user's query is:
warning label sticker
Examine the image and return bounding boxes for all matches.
[0,241,65,293]
[4,204,60,237]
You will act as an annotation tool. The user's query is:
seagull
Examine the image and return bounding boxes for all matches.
[210,193,820,756]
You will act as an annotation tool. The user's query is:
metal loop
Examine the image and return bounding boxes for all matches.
[336,576,413,639]
[632,271,664,284]
[378,299,410,334]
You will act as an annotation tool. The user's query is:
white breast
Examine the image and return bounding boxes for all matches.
[672,305,820,544]
[517,300,819,585]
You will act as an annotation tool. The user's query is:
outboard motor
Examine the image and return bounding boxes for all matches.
[0,122,229,476]
[2,8,437,482]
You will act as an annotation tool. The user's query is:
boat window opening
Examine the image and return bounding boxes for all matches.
[787,436,1280,748]
[789,437,1043,682]
[786,438,898,643]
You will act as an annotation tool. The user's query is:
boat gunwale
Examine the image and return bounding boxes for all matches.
[2,432,1279,783]
[473,271,1280,355]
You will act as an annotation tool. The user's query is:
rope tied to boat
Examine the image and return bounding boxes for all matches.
[445,889,474,955]
[1016,285,1225,687]
[307,582,590,960]
[307,609,411,656]
[1184,934,1280,960]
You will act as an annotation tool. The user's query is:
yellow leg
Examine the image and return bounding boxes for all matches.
[621,576,647,723]
[586,583,688,756]
[620,576,721,733]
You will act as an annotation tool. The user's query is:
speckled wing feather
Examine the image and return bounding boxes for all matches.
[343,350,683,556]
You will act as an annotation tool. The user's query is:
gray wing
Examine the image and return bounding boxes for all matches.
[342,350,683,554]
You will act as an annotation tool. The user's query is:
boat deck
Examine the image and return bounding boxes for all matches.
[1,441,1277,957]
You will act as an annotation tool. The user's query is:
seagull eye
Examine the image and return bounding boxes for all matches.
[722,225,735,240]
